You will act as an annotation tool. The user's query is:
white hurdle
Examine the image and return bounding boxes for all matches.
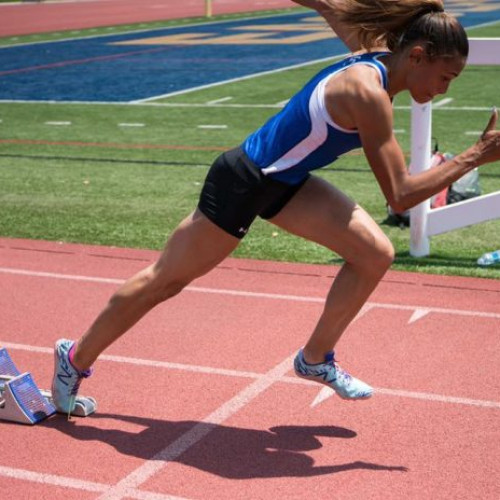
[409,38,500,257]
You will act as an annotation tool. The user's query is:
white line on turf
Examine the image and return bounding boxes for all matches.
[433,97,454,108]
[95,354,297,500]
[197,124,228,129]
[130,54,346,103]
[118,123,145,127]
[205,96,233,105]
[0,267,499,320]
[275,99,289,106]
[0,100,496,113]
[44,121,72,126]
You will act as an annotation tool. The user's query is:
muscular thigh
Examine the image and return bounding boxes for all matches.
[268,175,392,262]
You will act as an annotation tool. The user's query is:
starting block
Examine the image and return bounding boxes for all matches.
[0,347,97,425]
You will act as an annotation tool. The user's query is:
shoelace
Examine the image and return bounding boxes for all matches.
[324,352,352,385]
[333,363,352,384]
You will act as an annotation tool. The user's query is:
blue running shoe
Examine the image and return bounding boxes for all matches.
[52,339,93,415]
[294,349,373,400]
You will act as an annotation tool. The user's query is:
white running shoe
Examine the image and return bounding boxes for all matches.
[52,339,93,414]
[294,349,373,400]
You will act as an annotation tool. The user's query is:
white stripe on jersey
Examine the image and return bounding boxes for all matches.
[261,59,385,176]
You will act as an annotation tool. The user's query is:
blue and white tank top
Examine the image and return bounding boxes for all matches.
[242,52,389,185]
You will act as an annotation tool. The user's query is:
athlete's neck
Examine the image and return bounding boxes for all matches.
[378,53,408,99]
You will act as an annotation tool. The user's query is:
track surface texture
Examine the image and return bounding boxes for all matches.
[1,238,499,499]
[0,0,296,37]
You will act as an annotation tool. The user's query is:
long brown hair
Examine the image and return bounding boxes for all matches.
[334,0,468,59]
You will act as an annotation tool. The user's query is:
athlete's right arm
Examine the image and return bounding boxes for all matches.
[339,73,500,212]
[291,0,362,51]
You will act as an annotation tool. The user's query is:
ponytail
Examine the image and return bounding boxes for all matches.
[333,0,468,59]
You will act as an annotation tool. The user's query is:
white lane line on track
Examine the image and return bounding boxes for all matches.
[408,308,431,324]
[2,340,499,410]
[0,465,189,500]
[1,266,499,320]
[0,267,124,285]
[374,387,500,409]
[0,340,261,380]
[308,384,500,409]
[0,466,107,493]
[95,353,297,500]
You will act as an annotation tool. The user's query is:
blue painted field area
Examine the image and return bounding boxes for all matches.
[0,12,345,102]
[1,5,500,103]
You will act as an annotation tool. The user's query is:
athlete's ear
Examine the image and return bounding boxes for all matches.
[408,45,426,66]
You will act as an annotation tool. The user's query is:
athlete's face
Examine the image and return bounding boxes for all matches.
[406,46,466,104]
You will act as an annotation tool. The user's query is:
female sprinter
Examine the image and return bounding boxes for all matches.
[52,0,500,412]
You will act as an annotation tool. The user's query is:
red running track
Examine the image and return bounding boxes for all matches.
[0,0,297,37]
[0,237,499,499]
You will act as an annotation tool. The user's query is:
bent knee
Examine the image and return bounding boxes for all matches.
[373,240,395,271]
[366,236,395,275]
[348,234,395,277]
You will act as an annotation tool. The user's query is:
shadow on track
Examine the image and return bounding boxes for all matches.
[44,413,408,479]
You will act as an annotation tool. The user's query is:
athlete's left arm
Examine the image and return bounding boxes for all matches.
[346,83,493,212]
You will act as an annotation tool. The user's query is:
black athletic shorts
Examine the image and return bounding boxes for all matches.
[197,147,309,239]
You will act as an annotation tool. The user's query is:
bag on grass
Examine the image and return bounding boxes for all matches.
[385,151,450,228]
[447,167,481,204]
